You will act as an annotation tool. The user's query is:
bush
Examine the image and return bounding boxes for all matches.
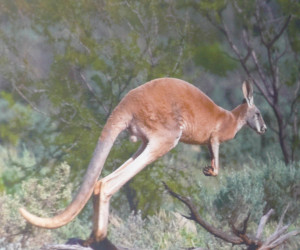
[192,157,300,249]
[188,157,300,224]
[213,168,265,224]
[0,160,90,249]
[109,210,204,249]
[262,157,300,220]
[0,141,299,249]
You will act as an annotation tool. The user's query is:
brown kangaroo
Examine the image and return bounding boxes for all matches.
[19,78,267,243]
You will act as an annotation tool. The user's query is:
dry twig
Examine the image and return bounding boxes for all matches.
[164,182,300,250]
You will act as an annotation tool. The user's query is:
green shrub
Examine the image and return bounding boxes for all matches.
[0,162,90,249]
[213,168,265,224]
[190,157,300,225]
[109,210,204,249]
[1,142,299,249]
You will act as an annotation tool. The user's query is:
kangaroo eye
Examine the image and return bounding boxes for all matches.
[256,112,260,117]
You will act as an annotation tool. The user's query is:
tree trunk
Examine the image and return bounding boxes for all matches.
[273,105,290,164]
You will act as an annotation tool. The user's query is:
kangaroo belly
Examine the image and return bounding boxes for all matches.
[179,122,214,145]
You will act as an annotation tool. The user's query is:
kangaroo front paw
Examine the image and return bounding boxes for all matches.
[203,166,218,176]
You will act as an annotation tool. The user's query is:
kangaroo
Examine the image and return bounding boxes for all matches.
[19,78,267,244]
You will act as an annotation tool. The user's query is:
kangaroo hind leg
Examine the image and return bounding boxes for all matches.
[89,133,180,243]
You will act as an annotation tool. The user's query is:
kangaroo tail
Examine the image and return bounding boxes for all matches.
[19,114,127,229]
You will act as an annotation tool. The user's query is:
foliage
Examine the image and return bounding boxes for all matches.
[0,92,34,146]
[164,158,300,249]
[0,143,299,249]
[0,1,212,213]
[213,168,265,223]
[202,159,299,228]
[0,145,37,194]
[109,210,203,249]
[262,158,300,219]
[193,42,237,76]
[0,160,90,249]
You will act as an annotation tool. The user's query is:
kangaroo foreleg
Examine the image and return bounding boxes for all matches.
[203,141,219,176]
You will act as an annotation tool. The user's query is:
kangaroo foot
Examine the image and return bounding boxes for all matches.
[203,166,217,176]
[83,236,118,250]
[82,236,94,247]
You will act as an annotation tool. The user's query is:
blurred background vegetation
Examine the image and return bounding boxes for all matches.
[0,0,299,249]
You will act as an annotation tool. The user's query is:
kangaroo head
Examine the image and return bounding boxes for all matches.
[242,81,267,135]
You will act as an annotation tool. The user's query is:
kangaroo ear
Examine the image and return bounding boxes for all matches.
[242,81,254,106]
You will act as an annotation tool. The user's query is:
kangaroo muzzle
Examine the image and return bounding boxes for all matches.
[260,124,267,134]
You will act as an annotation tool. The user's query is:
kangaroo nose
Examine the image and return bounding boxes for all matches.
[261,125,267,133]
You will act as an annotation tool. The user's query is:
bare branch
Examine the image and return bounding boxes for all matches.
[251,51,267,85]
[61,17,91,55]
[41,244,92,250]
[241,30,272,99]
[256,209,275,239]
[266,230,300,249]
[79,70,109,115]
[276,203,290,232]
[264,224,290,247]
[242,212,251,235]
[268,15,291,48]
[230,213,256,247]
[288,80,300,123]
[125,0,147,32]
[222,22,243,62]
[206,12,268,107]
[170,9,189,75]
[253,4,292,106]
[164,183,300,250]
[163,182,244,245]
[211,14,273,107]
[273,36,289,66]
[259,204,300,249]
[12,81,48,116]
